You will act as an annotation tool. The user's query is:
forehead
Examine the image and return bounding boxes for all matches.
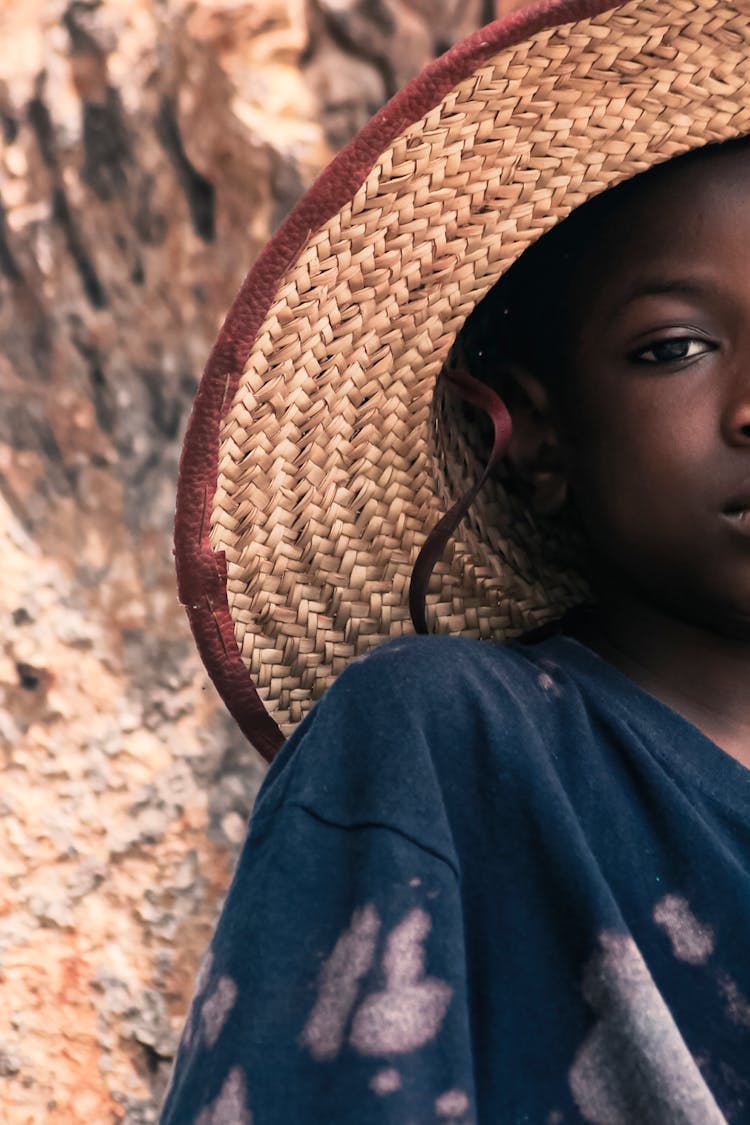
[564,144,750,329]
[587,144,750,279]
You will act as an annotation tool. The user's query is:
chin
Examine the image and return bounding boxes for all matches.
[707,607,750,644]
[652,581,750,644]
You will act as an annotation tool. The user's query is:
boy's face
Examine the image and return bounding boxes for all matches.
[557,144,750,638]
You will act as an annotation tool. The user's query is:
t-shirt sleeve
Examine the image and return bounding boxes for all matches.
[161,649,477,1125]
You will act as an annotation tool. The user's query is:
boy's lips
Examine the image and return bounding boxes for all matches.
[721,491,750,533]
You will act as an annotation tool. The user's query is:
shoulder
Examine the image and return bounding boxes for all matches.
[257,635,564,840]
[327,633,548,720]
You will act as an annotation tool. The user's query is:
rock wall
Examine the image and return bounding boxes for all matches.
[0,2,523,1121]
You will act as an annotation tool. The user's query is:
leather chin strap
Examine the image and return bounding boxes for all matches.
[409,367,513,635]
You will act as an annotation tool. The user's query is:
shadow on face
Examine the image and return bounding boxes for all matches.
[459,135,750,634]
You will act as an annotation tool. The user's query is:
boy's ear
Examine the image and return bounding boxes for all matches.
[503,365,568,517]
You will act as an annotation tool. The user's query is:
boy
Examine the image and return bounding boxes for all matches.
[165,1,750,1121]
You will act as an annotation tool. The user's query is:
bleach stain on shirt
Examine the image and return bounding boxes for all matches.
[301,903,381,1062]
[174,952,237,1055]
[536,659,564,698]
[194,950,215,994]
[349,908,452,1056]
[181,950,215,1046]
[653,895,715,965]
[569,932,726,1124]
[195,1067,252,1125]
[718,974,750,1028]
[301,904,452,1062]
[369,1067,402,1094]
[435,1088,470,1117]
[536,672,562,699]
[383,907,432,987]
[201,976,239,1049]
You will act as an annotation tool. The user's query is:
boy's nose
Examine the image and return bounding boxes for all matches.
[722,398,750,444]
[722,363,750,445]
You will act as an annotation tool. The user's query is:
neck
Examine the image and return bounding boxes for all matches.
[571,591,750,769]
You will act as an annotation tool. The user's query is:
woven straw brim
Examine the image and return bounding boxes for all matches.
[199,0,750,740]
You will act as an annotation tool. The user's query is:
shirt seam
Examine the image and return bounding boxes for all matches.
[287,799,461,881]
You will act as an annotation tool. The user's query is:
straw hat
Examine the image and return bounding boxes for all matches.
[175,0,750,760]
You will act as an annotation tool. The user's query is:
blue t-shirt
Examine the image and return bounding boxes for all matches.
[161,632,750,1124]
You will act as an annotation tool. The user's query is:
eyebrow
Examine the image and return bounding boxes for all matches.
[618,276,717,306]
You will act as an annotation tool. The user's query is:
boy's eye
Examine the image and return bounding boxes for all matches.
[632,337,714,364]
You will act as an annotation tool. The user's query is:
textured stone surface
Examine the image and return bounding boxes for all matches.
[0,1,523,1120]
